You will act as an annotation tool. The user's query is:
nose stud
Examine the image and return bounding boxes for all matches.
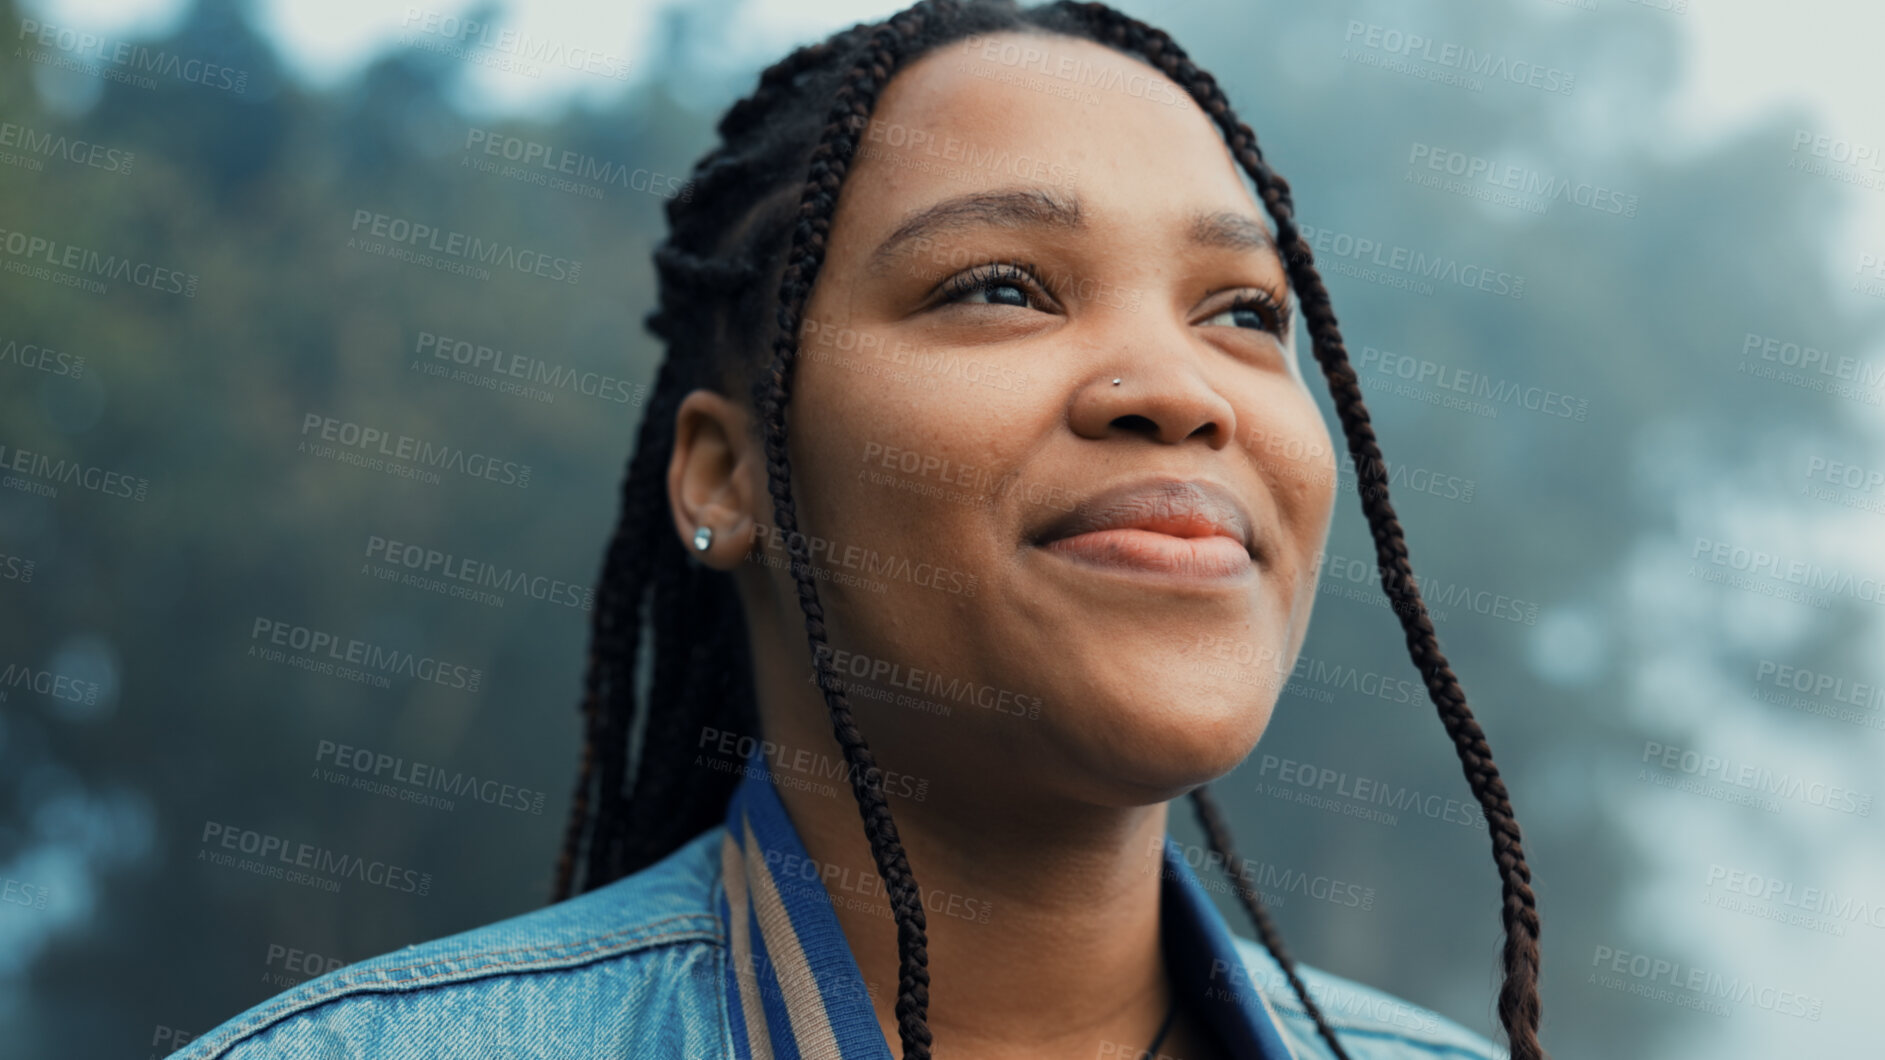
[693,526,713,552]
[1112,378,1122,386]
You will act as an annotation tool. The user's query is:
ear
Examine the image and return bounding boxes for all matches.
[668,388,763,571]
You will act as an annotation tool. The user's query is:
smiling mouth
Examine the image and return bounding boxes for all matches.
[1043,529,1253,578]
[1034,479,1257,580]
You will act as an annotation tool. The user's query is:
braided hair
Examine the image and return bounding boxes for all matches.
[551,3,1546,1058]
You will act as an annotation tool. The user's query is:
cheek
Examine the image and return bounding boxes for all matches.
[1247,393,1339,571]
[785,351,1026,583]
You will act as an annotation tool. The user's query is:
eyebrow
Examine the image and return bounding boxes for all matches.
[867,188,1280,273]
[1187,210,1279,258]
[870,188,1082,273]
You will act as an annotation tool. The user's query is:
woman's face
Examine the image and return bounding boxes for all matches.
[736,30,1338,806]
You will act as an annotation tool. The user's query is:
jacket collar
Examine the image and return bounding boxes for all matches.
[715,752,1300,1059]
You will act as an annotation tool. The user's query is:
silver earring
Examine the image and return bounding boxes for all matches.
[692,526,713,552]
[1112,377,1122,386]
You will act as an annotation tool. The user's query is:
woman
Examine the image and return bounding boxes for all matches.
[178,1,1544,1057]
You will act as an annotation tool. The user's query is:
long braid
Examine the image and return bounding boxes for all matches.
[1191,786,1353,1060]
[750,7,963,1053]
[596,381,688,876]
[553,354,685,900]
[552,26,883,901]
[1054,4,1548,1056]
[554,4,1546,1059]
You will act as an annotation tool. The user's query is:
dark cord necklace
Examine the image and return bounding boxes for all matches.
[1142,996,1177,1058]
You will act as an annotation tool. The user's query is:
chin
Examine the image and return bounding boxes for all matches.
[1057,677,1279,806]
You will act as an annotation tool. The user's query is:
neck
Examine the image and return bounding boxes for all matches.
[735,586,1222,1058]
[776,763,1183,1059]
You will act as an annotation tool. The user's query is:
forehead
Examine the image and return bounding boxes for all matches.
[851,30,1266,230]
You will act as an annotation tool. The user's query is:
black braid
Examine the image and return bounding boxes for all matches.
[748,10,967,1052]
[554,3,1546,1058]
[1052,6,1546,1055]
[553,352,685,901]
[1191,785,1352,1060]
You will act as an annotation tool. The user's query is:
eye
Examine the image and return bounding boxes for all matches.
[1200,291,1288,337]
[968,281,1030,308]
[937,262,1049,311]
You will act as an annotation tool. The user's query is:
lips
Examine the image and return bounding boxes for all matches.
[1034,479,1256,578]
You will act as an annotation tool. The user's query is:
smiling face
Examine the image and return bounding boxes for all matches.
[686,30,1340,808]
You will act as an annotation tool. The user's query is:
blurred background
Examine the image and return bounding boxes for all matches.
[2,0,1882,1056]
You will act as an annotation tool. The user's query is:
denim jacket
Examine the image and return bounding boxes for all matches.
[174,757,1503,1059]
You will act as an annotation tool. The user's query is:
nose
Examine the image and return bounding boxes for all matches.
[1068,360,1237,449]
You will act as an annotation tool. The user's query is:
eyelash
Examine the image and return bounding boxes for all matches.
[938,261,1046,309]
[934,260,1290,338]
[1211,292,1289,337]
